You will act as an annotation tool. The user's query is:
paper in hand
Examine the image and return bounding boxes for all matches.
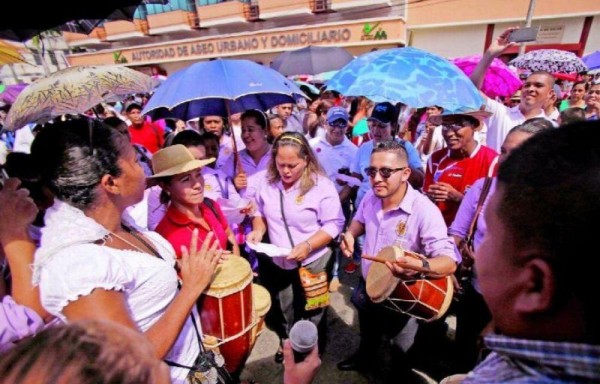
[246,242,291,258]
[216,197,250,224]
[336,173,362,187]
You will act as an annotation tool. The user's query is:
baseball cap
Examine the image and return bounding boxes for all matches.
[368,102,396,124]
[124,101,143,113]
[326,106,349,124]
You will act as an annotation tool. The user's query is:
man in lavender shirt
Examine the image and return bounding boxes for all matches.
[337,140,458,381]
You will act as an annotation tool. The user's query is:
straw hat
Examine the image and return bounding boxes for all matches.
[149,144,215,178]
[428,108,492,129]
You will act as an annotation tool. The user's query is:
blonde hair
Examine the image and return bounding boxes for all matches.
[267,132,325,196]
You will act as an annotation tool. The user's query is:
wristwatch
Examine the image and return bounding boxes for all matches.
[421,258,431,272]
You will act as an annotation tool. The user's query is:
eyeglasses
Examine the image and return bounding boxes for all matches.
[328,121,348,129]
[364,166,407,178]
[441,123,464,133]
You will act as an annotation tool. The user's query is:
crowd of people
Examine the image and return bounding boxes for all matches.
[1,27,599,384]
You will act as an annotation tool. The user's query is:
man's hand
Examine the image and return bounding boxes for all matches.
[340,232,354,258]
[0,178,38,245]
[283,339,321,384]
[487,27,518,57]
[427,182,462,203]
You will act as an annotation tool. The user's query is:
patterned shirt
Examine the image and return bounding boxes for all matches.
[463,334,600,383]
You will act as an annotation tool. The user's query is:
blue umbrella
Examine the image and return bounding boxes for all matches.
[583,50,600,71]
[143,59,306,120]
[325,47,484,113]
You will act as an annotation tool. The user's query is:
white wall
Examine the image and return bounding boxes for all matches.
[410,24,487,58]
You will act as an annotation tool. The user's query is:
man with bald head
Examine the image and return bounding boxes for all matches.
[470,27,554,151]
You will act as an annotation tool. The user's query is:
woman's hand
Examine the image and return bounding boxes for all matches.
[233,172,247,191]
[287,241,311,262]
[179,230,223,296]
[0,178,38,245]
[245,230,263,244]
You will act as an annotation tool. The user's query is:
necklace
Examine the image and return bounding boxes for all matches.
[108,230,149,254]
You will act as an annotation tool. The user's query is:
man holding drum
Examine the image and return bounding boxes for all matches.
[337,140,458,382]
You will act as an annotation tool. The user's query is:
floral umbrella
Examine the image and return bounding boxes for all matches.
[509,49,588,74]
[0,40,26,66]
[326,47,483,113]
[451,55,521,99]
[4,65,155,130]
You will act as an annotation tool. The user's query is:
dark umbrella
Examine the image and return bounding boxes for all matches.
[270,45,354,76]
[0,0,166,41]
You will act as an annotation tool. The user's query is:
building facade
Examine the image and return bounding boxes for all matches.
[1,0,599,84]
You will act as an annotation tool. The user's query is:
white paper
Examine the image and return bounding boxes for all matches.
[335,173,362,187]
[216,197,250,224]
[246,242,291,258]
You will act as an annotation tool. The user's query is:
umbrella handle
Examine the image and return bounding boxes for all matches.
[224,101,244,176]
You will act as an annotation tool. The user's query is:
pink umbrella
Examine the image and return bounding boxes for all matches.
[451,55,522,99]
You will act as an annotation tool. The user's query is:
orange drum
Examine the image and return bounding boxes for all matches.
[197,256,254,374]
[250,283,271,348]
[366,246,453,322]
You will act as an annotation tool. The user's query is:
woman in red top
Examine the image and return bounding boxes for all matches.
[152,145,240,257]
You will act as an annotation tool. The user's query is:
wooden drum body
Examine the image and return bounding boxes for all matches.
[197,256,254,374]
[366,246,453,322]
[250,283,271,348]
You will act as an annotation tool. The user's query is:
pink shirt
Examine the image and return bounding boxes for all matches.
[255,173,345,270]
[354,186,458,280]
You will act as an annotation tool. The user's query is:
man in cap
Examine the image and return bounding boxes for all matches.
[470,27,554,151]
[310,106,358,291]
[351,102,424,207]
[124,102,165,154]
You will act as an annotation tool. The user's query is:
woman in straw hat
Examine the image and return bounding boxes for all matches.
[152,145,240,258]
[29,118,224,384]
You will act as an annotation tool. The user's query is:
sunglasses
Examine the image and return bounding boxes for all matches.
[329,121,348,129]
[364,166,407,178]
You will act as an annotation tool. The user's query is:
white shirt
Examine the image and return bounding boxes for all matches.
[484,98,548,152]
[309,136,358,193]
[13,124,35,154]
[35,200,199,384]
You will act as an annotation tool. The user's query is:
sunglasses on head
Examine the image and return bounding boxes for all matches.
[364,166,407,178]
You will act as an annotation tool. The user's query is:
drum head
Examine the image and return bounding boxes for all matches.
[252,283,272,316]
[366,246,403,303]
[205,256,253,297]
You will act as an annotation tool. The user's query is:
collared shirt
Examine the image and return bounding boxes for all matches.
[221,147,271,186]
[155,201,229,257]
[354,186,458,280]
[128,121,164,154]
[254,174,345,270]
[463,334,600,383]
[351,138,423,207]
[202,166,240,201]
[484,98,548,152]
[309,136,358,193]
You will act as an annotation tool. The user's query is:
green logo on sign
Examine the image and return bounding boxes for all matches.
[113,51,128,64]
[361,22,388,41]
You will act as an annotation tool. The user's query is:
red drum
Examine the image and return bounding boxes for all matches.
[366,246,454,322]
[197,256,254,374]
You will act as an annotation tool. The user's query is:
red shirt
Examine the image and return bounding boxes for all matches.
[425,144,498,226]
[128,121,164,153]
[155,200,229,258]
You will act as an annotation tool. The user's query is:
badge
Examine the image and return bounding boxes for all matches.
[204,184,212,192]
[396,220,407,236]
[295,195,304,205]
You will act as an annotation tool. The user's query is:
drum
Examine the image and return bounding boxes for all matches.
[365,246,453,322]
[250,283,271,348]
[197,256,254,374]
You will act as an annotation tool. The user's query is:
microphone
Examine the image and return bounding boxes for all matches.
[289,320,318,363]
